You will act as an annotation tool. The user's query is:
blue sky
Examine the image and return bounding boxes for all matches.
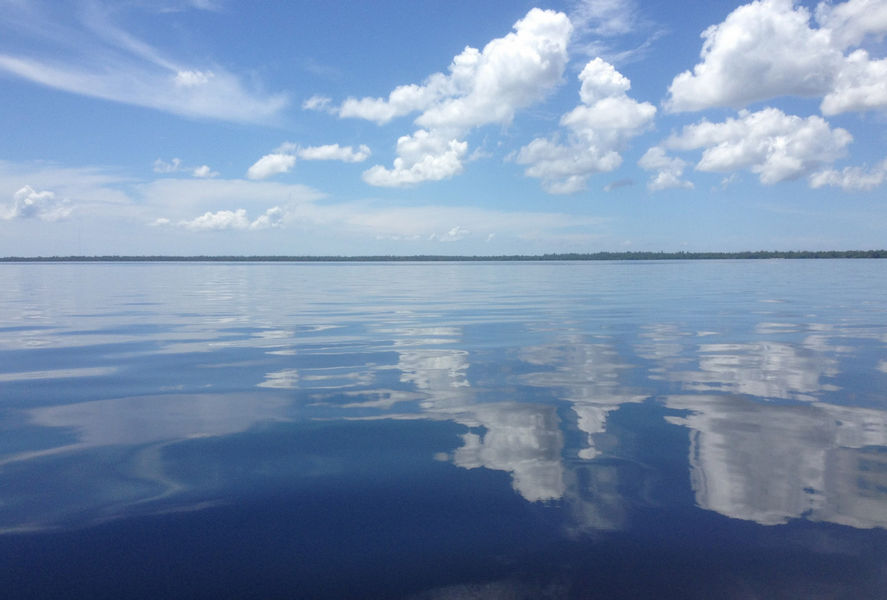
[1,0,886,256]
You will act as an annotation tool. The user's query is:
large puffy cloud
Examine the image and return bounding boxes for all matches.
[515,58,655,194]
[343,8,572,187]
[361,130,468,187]
[2,185,72,221]
[665,0,887,115]
[663,108,852,184]
[341,9,571,129]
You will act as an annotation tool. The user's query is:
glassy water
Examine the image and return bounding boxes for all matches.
[1,260,886,599]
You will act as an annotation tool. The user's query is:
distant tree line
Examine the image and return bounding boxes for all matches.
[2,250,886,262]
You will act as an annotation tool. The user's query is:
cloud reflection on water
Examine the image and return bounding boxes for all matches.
[1,262,886,539]
[666,395,887,528]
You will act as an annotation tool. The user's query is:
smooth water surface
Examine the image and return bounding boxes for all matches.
[1,261,886,598]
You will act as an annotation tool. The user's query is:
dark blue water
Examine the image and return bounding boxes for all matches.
[1,261,886,598]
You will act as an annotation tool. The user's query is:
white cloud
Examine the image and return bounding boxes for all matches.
[297,144,371,163]
[815,0,887,48]
[249,206,286,230]
[665,0,887,115]
[0,161,134,224]
[0,159,616,253]
[136,178,324,218]
[339,5,574,128]
[246,144,372,180]
[568,0,663,64]
[515,58,655,194]
[173,69,213,87]
[570,0,640,37]
[246,153,297,180]
[810,157,887,190]
[153,158,182,173]
[414,9,573,131]
[155,158,217,178]
[821,50,887,114]
[302,94,335,113]
[362,130,468,187]
[191,165,218,178]
[170,206,286,231]
[666,0,839,111]
[2,185,72,221]
[429,225,470,242]
[665,108,852,184]
[340,82,445,125]
[0,2,287,123]
[178,208,250,230]
[638,147,693,191]
[348,8,572,186]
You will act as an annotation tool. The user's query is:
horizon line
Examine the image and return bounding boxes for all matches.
[2,250,886,262]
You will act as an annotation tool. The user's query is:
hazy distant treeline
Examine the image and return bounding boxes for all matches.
[2,250,886,262]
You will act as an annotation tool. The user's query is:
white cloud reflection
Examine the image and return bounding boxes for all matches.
[666,394,887,529]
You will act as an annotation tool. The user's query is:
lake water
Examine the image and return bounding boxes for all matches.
[1,260,886,599]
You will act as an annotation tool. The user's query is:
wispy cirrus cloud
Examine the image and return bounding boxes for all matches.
[0,1,287,123]
[568,0,666,64]
[154,158,218,178]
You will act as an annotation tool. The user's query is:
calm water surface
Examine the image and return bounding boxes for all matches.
[1,261,886,598]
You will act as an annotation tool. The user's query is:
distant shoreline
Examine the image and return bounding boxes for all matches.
[1,251,886,262]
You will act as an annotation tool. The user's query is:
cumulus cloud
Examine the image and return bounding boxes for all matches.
[821,49,887,114]
[246,153,297,180]
[665,0,887,115]
[340,9,571,128]
[2,185,72,220]
[191,165,218,178]
[170,206,286,231]
[815,0,887,48]
[361,130,468,187]
[343,8,572,187]
[810,157,887,190]
[664,108,852,184]
[638,147,693,191]
[246,143,372,179]
[249,206,285,229]
[0,2,287,123]
[515,58,655,194]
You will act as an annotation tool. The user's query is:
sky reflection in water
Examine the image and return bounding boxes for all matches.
[1,261,886,598]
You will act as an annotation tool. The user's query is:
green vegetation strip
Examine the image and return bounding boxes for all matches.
[2,251,886,262]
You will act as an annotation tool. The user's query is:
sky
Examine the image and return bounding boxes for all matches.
[1,0,886,256]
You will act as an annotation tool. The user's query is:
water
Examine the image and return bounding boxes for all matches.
[1,260,886,599]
